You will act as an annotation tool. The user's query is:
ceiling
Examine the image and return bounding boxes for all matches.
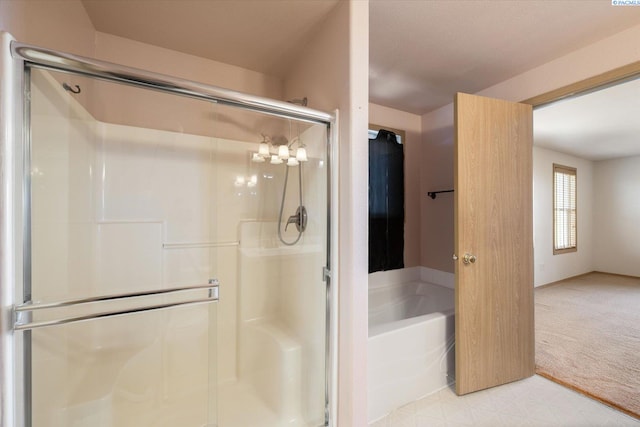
[369,0,640,115]
[80,1,640,159]
[81,1,640,116]
[534,77,640,161]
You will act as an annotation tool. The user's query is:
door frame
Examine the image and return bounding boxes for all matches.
[522,59,640,395]
[522,60,640,108]
[522,61,640,286]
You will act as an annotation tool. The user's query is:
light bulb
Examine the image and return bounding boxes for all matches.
[270,155,283,165]
[258,142,270,157]
[295,146,308,162]
[287,157,299,167]
[251,153,265,162]
[278,144,290,159]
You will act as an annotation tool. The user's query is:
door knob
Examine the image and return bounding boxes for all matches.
[462,253,477,265]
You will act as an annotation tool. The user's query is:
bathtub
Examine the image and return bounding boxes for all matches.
[368,268,456,422]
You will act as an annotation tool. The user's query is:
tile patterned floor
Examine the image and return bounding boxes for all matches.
[370,375,640,426]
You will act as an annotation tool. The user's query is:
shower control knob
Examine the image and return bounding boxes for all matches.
[462,253,477,265]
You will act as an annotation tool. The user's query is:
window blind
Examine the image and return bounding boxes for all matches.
[553,164,577,253]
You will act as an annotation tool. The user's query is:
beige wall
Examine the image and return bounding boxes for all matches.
[284,1,369,425]
[532,151,640,283]
[593,155,640,278]
[0,0,95,57]
[90,32,284,142]
[533,147,594,287]
[0,1,284,136]
[369,103,422,268]
[94,32,282,99]
[421,23,640,273]
[420,114,455,272]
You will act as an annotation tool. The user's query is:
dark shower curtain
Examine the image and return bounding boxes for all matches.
[369,129,404,273]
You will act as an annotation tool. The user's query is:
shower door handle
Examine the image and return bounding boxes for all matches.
[13,282,220,331]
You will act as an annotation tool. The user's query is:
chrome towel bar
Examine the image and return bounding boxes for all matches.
[14,281,219,331]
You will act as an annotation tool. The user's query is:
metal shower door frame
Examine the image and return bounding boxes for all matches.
[0,33,337,427]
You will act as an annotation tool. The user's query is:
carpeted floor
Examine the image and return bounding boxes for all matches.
[535,272,640,419]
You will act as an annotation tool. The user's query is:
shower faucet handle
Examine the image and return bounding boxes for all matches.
[284,206,308,233]
[285,214,299,231]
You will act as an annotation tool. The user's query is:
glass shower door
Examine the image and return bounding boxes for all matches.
[210,104,329,427]
[17,57,329,427]
[19,67,220,427]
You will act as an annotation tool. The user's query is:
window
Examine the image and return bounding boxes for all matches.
[553,164,577,254]
[368,126,405,273]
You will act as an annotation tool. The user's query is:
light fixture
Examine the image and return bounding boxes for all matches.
[258,142,270,157]
[278,144,290,160]
[251,135,307,166]
[295,146,308,162]
[270,155,283,165]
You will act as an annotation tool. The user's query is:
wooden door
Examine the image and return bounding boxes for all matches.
[454,92,534,395]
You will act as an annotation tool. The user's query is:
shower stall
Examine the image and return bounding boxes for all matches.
[0,35,335,427]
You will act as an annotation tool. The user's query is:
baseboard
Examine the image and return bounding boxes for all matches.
[592,271,640,280]
[536,270,640,289]
[535,271,596,289]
